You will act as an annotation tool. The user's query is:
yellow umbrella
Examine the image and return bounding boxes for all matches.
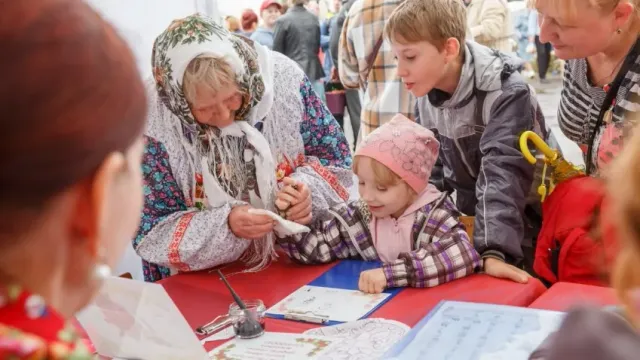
[519,131,585,202]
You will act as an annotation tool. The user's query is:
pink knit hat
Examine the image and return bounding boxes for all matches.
[355,114,439,193]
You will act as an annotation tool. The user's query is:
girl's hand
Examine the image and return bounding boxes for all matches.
[275,177,312,225]
[358,269,387,294]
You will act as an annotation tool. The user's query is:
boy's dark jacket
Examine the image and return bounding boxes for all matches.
[416,41,545,264]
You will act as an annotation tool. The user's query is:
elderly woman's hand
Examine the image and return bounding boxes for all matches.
[228,205,275,240]
[275,177,312,225]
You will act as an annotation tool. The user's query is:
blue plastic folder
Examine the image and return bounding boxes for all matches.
[266,260,403,326]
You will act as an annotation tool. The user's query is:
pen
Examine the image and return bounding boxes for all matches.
[284,311,329,324]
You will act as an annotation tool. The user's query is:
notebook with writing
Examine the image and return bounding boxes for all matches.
[265,260,403,326]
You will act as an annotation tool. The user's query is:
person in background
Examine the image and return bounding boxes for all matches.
[387,0,544,283]
[305,0,320,16]
[251,0,283,49]
[529,121,640,360]
[339,0,416,137]
[138,14,352,282]
[0,0,147,358]
[225,15,242,34]
[320,13,333,84]
[465,0,514,53]
[535,0,640,177]
[241,9,259,38]
[329,0,362,144]
[513,6,536,79]
[277,116,481,294]
[528,9,552,83]
[273,0,326,101]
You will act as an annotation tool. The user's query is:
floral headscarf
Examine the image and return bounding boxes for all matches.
[150,14,278,271]
[152,14,266,133]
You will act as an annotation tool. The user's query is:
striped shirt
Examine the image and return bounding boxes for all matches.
[338,0,416,136]
[558,50,640,174]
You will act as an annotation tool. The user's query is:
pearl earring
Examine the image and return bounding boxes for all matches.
[94,262,112,280]
[94,248,112,280]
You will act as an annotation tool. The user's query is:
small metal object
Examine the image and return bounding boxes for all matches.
[195,314,234,336]
[284,310,329,324]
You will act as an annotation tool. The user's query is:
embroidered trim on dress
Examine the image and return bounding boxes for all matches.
[305,159,349,201]
[168,212,196,271]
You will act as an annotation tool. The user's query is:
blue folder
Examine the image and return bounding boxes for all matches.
[266,260,403,326]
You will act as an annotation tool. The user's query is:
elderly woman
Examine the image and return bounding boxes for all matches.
[0,0,146,357]
[136,14,352,282]
[535,0,640,176]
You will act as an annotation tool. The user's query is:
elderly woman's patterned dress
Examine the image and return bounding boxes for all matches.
[135,52,353,282]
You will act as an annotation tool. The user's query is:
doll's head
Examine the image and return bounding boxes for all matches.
[354,115,439,218]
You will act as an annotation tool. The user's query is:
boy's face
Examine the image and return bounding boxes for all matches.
[356,157,416,219]
[391,39,449,98]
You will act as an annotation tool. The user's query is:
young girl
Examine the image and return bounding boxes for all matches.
[276,115,482,294]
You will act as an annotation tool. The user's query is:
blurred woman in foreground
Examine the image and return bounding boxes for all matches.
[0,0,146,358]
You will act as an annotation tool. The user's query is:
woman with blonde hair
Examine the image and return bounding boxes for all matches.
[529,122,640,359]
[137,14,352,282]
[535,0,640,176]
[0,0,147,357]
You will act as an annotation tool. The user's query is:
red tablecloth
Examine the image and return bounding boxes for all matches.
[160,258,546,350]
[528,282,617,311]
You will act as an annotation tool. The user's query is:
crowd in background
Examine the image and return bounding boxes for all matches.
[222,0,559,146]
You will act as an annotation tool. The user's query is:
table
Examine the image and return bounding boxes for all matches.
[160,258,547,351]
[528,282,617,311]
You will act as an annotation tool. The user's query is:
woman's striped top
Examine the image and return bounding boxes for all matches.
[557,50,640,173]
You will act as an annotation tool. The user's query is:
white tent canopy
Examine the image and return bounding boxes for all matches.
[86,0,221,80]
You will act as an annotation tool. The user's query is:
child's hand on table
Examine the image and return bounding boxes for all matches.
[359,269,387,294]
[275,177,312,225]
[483,258,531,284]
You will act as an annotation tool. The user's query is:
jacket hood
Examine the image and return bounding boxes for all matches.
[428,41,524,108]
[467,41,524,92]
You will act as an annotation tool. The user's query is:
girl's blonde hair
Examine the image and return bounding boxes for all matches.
[353,155,415,194]
[182,55,237,105]
[610,121,640,326]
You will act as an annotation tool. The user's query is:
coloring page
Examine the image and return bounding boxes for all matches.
[304,319,410,360]
[209,332,337,360]
[266,286,390,323]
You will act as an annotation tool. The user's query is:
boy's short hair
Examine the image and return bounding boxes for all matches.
[384,0,467,50]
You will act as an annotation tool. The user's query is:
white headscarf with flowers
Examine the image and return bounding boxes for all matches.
[151,14,279,271]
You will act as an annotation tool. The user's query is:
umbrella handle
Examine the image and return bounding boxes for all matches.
[519,131,558,164]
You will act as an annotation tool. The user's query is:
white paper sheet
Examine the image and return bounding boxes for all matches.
[248,208,310,236]
[209,332,338,360]
[304,319,410,359]
[383,301,565,360]
[266,285,390,323]
[76,276,208,360]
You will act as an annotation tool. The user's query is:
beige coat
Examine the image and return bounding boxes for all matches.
[466,0,514,53]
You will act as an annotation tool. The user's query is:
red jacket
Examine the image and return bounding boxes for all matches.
[534,176,619,286]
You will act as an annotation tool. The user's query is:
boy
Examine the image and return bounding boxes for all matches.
[385,0,545,283]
